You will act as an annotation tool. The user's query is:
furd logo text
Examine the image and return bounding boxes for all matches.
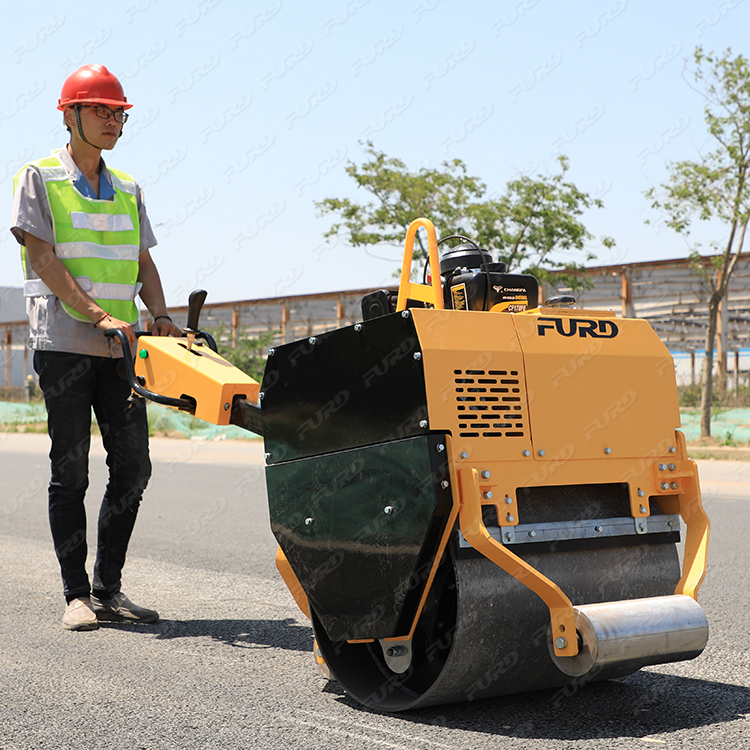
[537,317,619,338]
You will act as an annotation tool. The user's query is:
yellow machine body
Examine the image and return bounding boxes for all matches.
[134,337,259,425]
[410,305,708,656]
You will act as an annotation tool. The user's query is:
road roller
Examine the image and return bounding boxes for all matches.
[113,218,710,712]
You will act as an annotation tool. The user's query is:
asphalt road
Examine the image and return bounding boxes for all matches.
[1,433,749,750]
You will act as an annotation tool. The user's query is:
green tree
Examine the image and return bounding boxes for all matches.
[646,47,750,438]
[316,142,613,289]
[212,327,276,382]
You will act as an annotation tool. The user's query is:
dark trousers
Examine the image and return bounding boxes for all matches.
[34,350,152,600]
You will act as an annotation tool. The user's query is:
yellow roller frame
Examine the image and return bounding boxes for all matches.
[276,547,310,618]
[656,432,710,600]
[395,218,444,312]
[457,464,578,657]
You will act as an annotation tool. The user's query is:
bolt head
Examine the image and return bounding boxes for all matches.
[304,517,314,526]
[268,348,275,356]
[436,443,445,453]
[555,637,568,650]
[671,482,679,490]
[440,480,449,489]
[484,491,493,500]
[505,495,513,505]
[638,489,645,497]
[504,533,512,542]
[523,450,531,457]
[506,513,515,523]
[259,392,265,401]
[604,447,612,455]
[669,446,676,453]
[264,452,272,461]
[481,470,491,479]
[659,463,667,472]
[661,482,669,491]
[668,463,676,471]
[223,402,230,411]
[639,505,647,514]
[538,449,545,457]
[384,505,394,515]
[401,310,410,319]
[528,530,536,538]
[354,323,362,332]
[460,452,468,459]
[419,419,428,429]
[413,352,422,361]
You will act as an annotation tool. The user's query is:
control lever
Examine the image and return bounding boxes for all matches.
[184,289,207,351]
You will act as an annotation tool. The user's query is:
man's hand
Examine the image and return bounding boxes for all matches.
[96,315,137,345]
[151,317,182,337]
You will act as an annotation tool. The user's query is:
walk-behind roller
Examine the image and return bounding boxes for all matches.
[115,219,709,712]
[258,218,709,711]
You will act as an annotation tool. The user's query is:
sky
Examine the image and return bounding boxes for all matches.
[2,0,749,309]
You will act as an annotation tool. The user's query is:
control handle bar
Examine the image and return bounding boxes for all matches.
[104,328,195,411]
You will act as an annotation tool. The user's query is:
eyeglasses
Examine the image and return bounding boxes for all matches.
[81,105,129,124]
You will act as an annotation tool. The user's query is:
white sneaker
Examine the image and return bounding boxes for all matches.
[62,597,99,631]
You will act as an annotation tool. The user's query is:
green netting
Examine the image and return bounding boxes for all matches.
[679,408,750,443]
[145,402,259,440]
[0,401,48,424]
[0,401,259,440]
[1,401,748,444]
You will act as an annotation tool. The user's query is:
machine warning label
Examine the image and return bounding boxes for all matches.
[452,283,468,310]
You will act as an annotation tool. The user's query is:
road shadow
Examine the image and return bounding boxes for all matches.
[100,617,313,652]
[329,671,750,740]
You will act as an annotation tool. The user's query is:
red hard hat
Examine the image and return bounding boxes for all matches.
[57,64,132,111]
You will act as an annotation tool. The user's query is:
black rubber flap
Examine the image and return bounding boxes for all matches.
[267,434,453,641]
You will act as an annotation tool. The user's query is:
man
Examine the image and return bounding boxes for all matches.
[11,64,181,631]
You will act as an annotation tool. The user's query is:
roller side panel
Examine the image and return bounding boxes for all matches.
[261,312,428,465]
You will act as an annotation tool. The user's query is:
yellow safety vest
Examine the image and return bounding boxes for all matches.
[14,152,141,323]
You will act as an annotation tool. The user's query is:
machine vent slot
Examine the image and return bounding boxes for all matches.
[455,369,525,438]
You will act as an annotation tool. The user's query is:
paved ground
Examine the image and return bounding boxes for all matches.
[1,434,749,749]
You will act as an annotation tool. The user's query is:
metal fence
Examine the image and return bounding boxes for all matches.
[3,254,750,388]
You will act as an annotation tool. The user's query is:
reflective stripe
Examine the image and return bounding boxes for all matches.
[37,165,68,182]
[24,279,53,296]
[24,278,142,299]
[56,241,141,262]
[71,211,134,232]
[86,280,142,301]
[109,170,136,195]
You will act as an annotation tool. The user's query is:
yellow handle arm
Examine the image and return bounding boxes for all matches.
[395,218,444,312]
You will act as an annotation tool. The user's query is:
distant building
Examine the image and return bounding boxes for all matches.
[0,287,28,390]
[0,287,25,323]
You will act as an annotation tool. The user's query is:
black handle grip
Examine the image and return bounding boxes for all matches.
[104,328,195,411]
[186,289,207,332]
